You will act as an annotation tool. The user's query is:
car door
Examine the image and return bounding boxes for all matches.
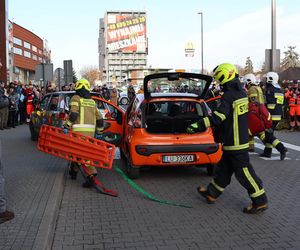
[31,94,51,129]
[92,96,125,143]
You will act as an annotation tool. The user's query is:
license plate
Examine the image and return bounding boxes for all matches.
[162,154,195,163]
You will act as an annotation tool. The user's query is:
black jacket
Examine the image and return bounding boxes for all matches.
[207,78,249,153]
[265,84,284,121]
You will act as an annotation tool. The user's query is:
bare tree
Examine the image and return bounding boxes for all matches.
[244,57,254,74]
[79,66,100,85]
[281,46,300,71]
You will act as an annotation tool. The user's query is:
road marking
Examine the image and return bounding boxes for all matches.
[280,141,300,152]
[254,138,300,152]
[260,156,291,161]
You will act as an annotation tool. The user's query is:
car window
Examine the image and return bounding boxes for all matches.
[49,94,60,111]
[40,95,50,110]
[147,101,203,116]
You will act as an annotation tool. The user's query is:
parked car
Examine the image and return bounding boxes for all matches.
[29,91,110,141]
[94,72,223,179]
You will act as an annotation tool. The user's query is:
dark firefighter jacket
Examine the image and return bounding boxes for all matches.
[202,78,249,153]
[265,84,284,121]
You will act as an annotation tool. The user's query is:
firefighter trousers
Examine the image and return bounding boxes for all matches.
[207,151,268,206]
[261,129,285,156]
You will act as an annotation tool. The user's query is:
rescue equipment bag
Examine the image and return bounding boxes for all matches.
[248,102,272,135]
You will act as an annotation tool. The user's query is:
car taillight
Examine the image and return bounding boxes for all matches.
[59,112,66,120]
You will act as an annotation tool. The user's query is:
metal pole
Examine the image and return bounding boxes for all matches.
[271,0,277,71]
[197,12,204,74]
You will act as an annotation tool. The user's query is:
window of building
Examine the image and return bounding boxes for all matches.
[38,57,43,62]
[32,45,37,52]
[32,54,37,60]
[13,37,22,46]
[13,47,22,55]
[24,51,31,58]
[24,41,31,49]
[38,49,42,54]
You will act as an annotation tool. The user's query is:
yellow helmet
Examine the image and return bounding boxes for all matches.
[75,78,91,91]
[213,63,238,85]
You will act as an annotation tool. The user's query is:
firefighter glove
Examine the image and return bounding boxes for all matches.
[186,120,206,134]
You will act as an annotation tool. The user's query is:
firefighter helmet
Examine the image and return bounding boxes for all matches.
[266,72,279,84]
[244,73,258,85]
[75,78,91,92]
[213,63,238,85]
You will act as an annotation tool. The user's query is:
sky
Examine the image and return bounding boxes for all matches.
[8,0,300,76]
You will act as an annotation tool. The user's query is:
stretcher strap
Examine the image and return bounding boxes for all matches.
[114,166,192,208]
[80,164,118,197]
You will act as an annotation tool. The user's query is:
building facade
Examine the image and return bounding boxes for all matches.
[99,11,148,86]
[0,0,8,82]
[8,22,47,83]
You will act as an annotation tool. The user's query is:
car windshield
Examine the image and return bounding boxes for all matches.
[146,76,207,96]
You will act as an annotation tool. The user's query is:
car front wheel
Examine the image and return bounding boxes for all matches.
[29,121,39,141]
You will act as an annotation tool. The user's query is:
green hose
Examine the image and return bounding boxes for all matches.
[114,166,193,208]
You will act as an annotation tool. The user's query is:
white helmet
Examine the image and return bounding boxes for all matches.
[244,73,258,85]
[266,72,279,84]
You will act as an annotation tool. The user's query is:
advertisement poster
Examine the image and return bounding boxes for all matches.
[106,13,147,53]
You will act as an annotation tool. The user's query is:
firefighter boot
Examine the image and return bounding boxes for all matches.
[243,203,268,214]
[274,142,288,161]
[82,174,96,188]
[68,163,78,180]
[196,186,217,204]
[260,147,272,158]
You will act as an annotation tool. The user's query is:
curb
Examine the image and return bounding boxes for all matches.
[32,168,66,250]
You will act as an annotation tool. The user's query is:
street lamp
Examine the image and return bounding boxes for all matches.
[197,12,204,74]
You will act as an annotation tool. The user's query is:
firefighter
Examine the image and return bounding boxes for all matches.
[187,63,268,214]
[265,72,284,129]
[244,73,263,152]
[261,72,285,157]
[63,78,104,187]
[285,80,300,131]
[244,74,287,159]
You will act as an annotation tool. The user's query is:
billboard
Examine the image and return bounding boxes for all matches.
[106,12,147,53]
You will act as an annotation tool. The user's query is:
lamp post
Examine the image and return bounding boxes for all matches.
[197,12,204,74]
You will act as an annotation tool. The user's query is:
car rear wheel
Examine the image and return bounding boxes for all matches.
[29,121,39,141]
[126,156,140,179]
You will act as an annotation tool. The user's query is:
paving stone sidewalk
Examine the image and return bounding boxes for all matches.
[52,133,300,250]
[0,125,66,250]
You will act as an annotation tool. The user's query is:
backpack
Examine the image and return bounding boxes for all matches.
[248,102,272,136]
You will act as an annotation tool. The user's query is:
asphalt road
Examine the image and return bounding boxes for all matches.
[1,125,300,249]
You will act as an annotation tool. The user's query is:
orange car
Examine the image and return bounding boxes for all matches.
[94,72,222,179]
